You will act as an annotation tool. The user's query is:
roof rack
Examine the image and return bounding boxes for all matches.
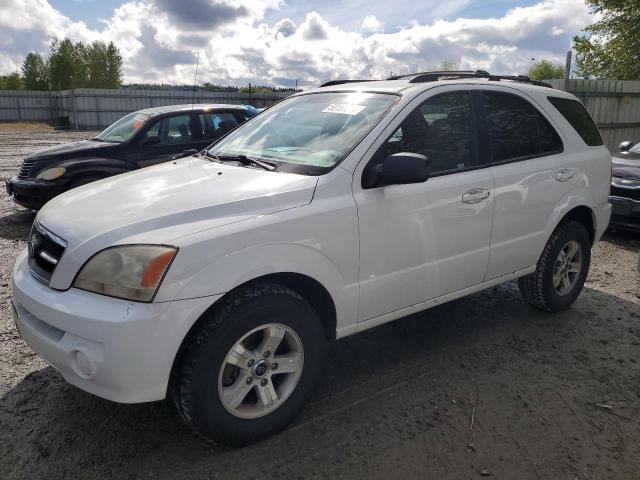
[320,79,377,87]
[320,71,551,89]
[386,70,551,87]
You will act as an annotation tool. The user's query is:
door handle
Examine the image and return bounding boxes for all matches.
[462,188,490,204]
[556,168,575,182]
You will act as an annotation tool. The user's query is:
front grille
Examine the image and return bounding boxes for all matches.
[18,158,36,178]
[611,185,640,202]
[28,222,67,284]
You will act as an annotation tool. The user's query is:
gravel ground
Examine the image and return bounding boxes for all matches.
[0,124,639,480]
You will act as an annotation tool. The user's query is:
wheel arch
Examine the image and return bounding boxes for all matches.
[58,157,130,183]
[552,204,596,244]
[166,271,338,399]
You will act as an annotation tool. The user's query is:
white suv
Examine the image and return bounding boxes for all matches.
[12,71,611,445]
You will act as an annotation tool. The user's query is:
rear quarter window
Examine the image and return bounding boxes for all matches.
[547,97,603,146]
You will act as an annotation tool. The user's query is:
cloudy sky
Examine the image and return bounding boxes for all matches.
[0,0,596,87]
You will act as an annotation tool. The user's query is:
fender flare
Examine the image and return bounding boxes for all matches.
[543,187,597,242]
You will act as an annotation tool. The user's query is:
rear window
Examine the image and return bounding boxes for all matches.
[547,97,603,146]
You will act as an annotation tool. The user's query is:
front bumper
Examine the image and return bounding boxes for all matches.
[5,176,66,210]
[12,249,221,403]
[609,196,640,232]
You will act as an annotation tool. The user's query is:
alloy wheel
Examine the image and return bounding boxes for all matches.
[218,323,304,419]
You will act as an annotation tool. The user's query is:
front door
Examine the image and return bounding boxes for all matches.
[353,89,495,321]
[134,112,204,168]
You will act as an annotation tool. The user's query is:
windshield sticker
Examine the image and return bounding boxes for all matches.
[322,103,366,116]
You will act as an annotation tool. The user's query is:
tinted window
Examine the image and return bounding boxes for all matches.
[199,112,239,141]
[145,114,193,145]
[548,96,603,146]
[482,92,562,162]
[379,92,475,174]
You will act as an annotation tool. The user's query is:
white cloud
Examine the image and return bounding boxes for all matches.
[0,0,595,86]
[361,15,382,34]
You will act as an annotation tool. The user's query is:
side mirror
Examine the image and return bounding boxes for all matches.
[618,140,634,151]
[371,153,430,187]
[141,135,161,146]
[171,149,199,160]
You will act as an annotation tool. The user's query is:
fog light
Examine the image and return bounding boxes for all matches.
[70,349,95,378]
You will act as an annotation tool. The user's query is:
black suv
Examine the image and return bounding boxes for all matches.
[6,104,258,209]
[610,140,640,232]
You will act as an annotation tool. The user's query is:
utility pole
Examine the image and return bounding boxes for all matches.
[192,52,200,105]
[564,50,572,82]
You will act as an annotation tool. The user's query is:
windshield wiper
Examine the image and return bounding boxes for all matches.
[206,152,277,171]
[89,137,105,142]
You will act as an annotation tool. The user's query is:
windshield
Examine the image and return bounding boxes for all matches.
[629,142,640,154]
[207,92,398,174]
[95,112,151,143]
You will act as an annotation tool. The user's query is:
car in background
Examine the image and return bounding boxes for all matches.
[5,104,258,209]
[610,140,640,232]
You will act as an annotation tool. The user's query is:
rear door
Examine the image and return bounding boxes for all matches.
[197,111,242,145]
[475,88,568,280]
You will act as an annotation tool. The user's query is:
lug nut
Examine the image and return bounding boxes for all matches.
[271,363,278,371]
[248,359,255,367]
[260,379,268,386]
[263,351,271,358]
[246,377,253,385]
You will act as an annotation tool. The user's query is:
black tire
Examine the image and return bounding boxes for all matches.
[171,282,326,446]
[518,221,591,312]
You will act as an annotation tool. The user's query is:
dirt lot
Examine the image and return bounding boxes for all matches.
[0,124,639,480]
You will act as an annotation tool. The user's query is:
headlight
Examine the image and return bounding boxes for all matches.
[74,245,177,302]
[36,167,66,180]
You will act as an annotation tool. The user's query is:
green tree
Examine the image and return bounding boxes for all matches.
[84,41,108,88]
[21,52,48,90]
[48,38,90,89]
[574,0,640,79]
[105,42,123,88]
[528,59,565,81]
[2,73,24,90]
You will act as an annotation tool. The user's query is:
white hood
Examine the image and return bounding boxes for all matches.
[38,156,317,289]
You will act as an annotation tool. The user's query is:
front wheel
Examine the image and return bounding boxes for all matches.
[518,221,591,312]
[171,283,326,446]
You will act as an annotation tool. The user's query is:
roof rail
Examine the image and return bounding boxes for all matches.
[386,70,551,87]
[387,70,490,81]
[320,79,376,87]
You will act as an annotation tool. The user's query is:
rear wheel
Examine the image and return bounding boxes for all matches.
[171,283,326,446]
[518,221,591,312]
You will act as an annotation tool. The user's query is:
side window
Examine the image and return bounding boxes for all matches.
[163,114,193,144]
[547,97,603,146]
[380,92,475,175]
[200,112,240,140]
[482,92,562,163]
[142,119,160,140]
[145,114,193,146]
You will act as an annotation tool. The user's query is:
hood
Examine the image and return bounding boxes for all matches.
[28,139,116,161]
[38,156,318,281]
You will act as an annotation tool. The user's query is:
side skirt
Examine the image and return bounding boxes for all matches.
[335,265,536,339]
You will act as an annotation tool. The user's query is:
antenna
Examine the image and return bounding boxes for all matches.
[192,52,200,106]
